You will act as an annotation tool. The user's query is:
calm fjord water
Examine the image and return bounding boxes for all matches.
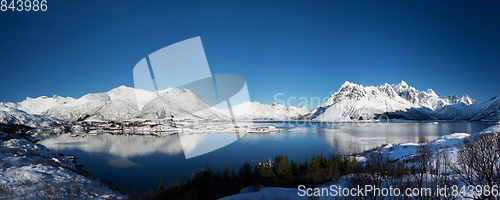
[38,121,496,193]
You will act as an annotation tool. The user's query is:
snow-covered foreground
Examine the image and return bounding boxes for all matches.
[0,133,126,199]
[220,125,500,200]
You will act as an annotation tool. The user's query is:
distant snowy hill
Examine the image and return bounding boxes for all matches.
[3,86,228,122]
[302,80,482,121]
[0,103,62,127]
[218,102,309,120]
[1,86,309,124]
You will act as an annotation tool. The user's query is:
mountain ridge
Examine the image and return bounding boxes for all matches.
[1,81,499,126]
[302,80,485,121]
[1,86,309,126]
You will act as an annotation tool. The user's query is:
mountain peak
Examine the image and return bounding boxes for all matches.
[109,85,135,92]
[398,80,408,89]
[426,89,437,96]
[340,81,358,88]
[270,102,286,110]
[461,94,476,105]
[270,102,284,106]
[342,80,352,85]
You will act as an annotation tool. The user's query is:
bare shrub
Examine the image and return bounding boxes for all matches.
[407,136,433,200]
[0,182,14,198]
[348,149,392,200]
[0,158,12,168]
[20,177,33,198]
[35,180,64,199]
[67,176,81,197]
[429,146,457,200]
[452,132,500,199]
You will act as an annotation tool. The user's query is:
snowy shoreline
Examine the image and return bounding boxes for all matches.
[220,124,500,200]
[31,120,287,138]
[0,131,126,199]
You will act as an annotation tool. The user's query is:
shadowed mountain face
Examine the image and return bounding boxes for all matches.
[470,94,500,121]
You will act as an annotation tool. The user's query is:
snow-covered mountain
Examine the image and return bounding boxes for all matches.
[3,86,228,123]
[303,81,480,121]
[470,94,500,121]
[218,102,309,120]
[0,103,62,127]
[1,86,310,125]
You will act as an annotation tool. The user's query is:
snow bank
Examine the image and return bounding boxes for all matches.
[480,125,500,133]
[2,139,51,157]
[0,134,126,199]
[0,104,62,127]
[219,187,307,200]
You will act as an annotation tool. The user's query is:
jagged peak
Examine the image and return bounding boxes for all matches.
[341,81,352,86]
[398,80,408,89]
[381,83,393,89]
[425,89,437,96]
[460,94,476,105]
[337,81,364,92]
[270,102,285,108]
[270,102,283,106]
[392,80,415,95]
[339,81,363,89]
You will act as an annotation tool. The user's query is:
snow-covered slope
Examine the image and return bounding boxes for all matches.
[3,86,228,122]
[0,104,62,127]
[3,95,77,115]
[304,81,479,121]
[219,102,309,120]
[470,94,500,121]
[0,136,126,199]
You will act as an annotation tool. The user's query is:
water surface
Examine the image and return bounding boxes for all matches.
[38,121,496,193]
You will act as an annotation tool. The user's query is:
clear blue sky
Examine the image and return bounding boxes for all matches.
[1,0,499,110]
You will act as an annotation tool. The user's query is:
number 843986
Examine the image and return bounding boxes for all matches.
[1,0,47,12]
